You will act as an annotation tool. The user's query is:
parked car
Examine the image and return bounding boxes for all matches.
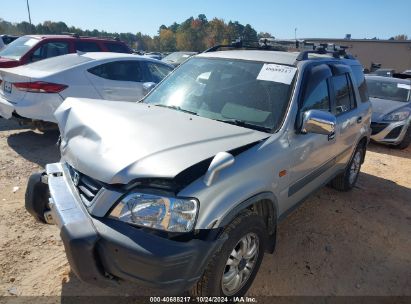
[162,51,197,67]
[371,68,395,77]
[366,75,411,149]
[0,52,173,124]
[144,52,163,60]
[0,35,19,50]
[0,34,132,68]
[25,47,371,297]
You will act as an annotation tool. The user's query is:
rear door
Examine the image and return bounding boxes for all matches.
[86,60,149,101]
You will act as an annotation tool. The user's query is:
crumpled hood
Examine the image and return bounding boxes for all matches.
[370,97,410,121]
[56,98,269,184]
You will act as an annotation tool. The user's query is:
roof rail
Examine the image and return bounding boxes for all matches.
[203,38,290,53]
[61,32,80,38]
[296,43,355,61]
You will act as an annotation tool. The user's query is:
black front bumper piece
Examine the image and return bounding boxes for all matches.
[28,163,221,293]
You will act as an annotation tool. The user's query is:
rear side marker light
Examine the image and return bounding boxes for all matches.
[13,81,68,93]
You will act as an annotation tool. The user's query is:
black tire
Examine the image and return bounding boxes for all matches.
[331,144,364,191]
[395,126,411,150]
[25,172,50,223]
[190,210,267,297]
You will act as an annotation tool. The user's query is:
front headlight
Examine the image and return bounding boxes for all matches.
[383,109,410,122]
[109,192,198,232]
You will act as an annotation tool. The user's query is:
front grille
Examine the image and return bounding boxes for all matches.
[371,122,389,135]
[67,165,103,206]
[385,126,403,139]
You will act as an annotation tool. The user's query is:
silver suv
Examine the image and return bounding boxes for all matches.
[26,46,371,297]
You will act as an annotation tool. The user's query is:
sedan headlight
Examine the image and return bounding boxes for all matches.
[109,192,198,232]
[384,109,410,122]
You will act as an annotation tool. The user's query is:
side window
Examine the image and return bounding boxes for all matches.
[75,41,101,52]
[351,66,369,103]
[302,80,330,112]
[88,61,146,82]
[104,43,130,53]
[146,62,173,83]
[31,41,69,61]
[331,74,355,115]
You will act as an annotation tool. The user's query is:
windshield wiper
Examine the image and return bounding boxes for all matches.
[154,104,198,115]
[216,118,272,133]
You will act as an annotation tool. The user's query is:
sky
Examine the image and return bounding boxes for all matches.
[3,0,411,39]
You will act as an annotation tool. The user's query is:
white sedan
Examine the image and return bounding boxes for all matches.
[0,52,173,123]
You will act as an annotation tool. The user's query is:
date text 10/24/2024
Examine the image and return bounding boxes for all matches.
[150,297,258,303]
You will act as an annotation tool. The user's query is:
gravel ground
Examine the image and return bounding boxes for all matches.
[0,118,410,298]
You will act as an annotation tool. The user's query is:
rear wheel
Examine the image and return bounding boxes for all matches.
[190,210,266,297]
[331,145,364,191]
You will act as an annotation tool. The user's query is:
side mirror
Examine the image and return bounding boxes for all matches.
[301,110,336,136]
[143,82,156,95]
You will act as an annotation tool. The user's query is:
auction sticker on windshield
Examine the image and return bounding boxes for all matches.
[257,64,297,85]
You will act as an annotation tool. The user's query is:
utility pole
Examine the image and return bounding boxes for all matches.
[26,0,32,29]
[295,28,297,40]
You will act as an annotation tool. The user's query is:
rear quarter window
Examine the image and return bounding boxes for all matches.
[76,41,101,52]
[104,43,130,53]
[351,65,369,103]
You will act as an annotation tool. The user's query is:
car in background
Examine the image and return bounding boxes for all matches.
[403,70,411,76]
[0,52,173,125]
[366,75,411,149]
[0,35,19,50]
[0,34,132,68]
[162,51,197,68]
[371,68,395,77]
[143,52,163,60]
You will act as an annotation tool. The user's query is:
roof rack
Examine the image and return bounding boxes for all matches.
[296,43,355,61]
[61,32,120,41]
[61,32,80,38]
[203,38,292,53]
[204,39,356,62]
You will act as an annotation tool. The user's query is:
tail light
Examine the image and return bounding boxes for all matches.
[13,81,68,93]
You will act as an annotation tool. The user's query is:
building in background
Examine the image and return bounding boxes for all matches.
[306,38,411,72]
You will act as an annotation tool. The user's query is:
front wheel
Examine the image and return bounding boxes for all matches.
[395,126,411,150]
[331,145,364,191]
[190,210,267,297]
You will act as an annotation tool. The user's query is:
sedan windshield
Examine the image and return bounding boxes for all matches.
[367,78,411,102]
[0,36,39,60]
[144,57,294,132]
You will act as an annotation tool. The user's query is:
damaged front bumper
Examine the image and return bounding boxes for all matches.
[26,162,222,293]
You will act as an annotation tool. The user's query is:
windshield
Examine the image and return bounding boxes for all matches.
[367,78,411,102]
[144,57,295,132]
[0,36,39,60]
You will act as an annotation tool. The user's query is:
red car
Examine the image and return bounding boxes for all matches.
[0,34,132,68]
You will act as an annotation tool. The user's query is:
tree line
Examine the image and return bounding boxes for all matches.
[0,15,273,52]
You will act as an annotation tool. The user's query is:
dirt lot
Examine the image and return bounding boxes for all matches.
[0,117,410,298]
